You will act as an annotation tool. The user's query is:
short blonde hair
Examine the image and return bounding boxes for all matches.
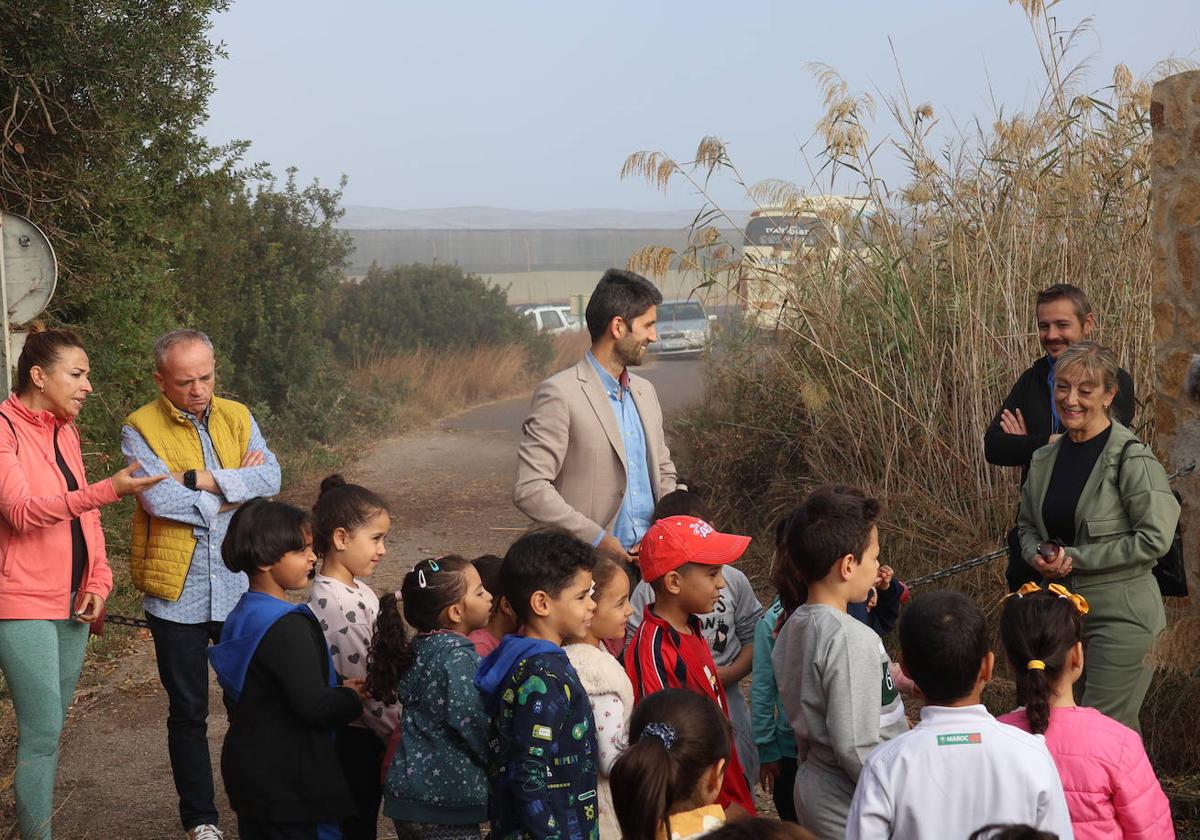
[1055,341,1119,411]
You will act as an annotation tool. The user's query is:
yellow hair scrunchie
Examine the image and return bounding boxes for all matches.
[1027,659,1046,671]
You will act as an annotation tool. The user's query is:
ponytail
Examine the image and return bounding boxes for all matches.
[999,587,1084,735]
[365,593,410,704]
[771,509,806,633]
[611,689,730,840]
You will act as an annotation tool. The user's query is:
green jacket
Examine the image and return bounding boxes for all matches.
[1018,421,1180,587]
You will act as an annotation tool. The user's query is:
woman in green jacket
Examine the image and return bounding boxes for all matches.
[1017,341,1179,732]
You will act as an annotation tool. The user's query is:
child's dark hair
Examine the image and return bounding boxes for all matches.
[473,554,505,615]
[704,819,816,840]
[771,509,804,633]
[365,555,471,703]
[651,489,712,523]
[999,590,1083,735]
[222,499,312,575]
[899,590,989,705]
[501,530,596,623]
[969,825,1057,840]
[611,689,731,840]
[782,486,881,592]
[311,473,389,557]
[592,555,637,597]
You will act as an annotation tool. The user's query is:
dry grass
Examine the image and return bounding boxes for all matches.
[622,1,1199,783]
[347,330,589,426]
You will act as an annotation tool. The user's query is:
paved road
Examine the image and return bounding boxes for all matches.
[28,356,703,839]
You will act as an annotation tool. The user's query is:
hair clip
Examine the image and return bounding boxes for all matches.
[417,569,427,588]
[642,722,677,750]
[1004,582,1088,616]
[1027,659,1046,671]
[428,559,441,573]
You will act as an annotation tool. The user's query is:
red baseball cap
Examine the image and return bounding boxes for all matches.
[637,516,752,583]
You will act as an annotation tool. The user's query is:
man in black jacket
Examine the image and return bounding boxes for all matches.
[984,283,1136,589]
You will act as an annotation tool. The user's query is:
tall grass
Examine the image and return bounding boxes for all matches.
[621,3,1197,778]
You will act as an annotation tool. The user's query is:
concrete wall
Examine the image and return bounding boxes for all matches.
[1150,71,1200,637]
[343,227,740,276]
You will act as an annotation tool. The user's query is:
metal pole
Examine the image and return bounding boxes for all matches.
[0,214,11,395]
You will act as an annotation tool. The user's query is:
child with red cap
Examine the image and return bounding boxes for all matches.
[624,515,757,819]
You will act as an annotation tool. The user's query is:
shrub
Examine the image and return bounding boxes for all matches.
[327,263,549,366]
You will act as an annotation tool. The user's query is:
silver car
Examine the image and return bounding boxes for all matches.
[650,299,713,356]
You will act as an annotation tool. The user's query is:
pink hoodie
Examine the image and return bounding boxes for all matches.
[998,706,1174,840]
[0,393,117,619]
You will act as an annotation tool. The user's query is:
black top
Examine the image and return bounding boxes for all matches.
[984,356,1135,480]
[220,611,362,822]
[1042,425,1113,545]
[52,428,88,593]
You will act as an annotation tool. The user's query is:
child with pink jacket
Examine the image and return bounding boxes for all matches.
[998,583,1173,840]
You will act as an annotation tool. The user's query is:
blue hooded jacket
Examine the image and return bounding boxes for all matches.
[473,634,599,840]
[209,592,334,702]
[474,634,562,712]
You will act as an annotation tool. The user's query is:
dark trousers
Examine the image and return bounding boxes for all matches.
[336,725,384,840]
[146,612,227,830]
[237,816,337,839]
[773,756,799,823]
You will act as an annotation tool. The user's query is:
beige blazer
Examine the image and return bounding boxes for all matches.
[513,357,678,545]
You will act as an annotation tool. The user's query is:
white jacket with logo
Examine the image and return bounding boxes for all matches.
[847,704,1074,840]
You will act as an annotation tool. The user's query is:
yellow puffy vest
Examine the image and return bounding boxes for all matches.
[126,394,252,600]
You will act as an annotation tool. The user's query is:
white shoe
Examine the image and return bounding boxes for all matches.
[186,826,224,840]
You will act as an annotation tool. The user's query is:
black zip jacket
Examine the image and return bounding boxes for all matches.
[220,611,363,823]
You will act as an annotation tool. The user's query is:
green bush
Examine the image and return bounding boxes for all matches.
[327,263,549,365]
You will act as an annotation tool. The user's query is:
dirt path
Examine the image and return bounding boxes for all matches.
[7,358,702,840]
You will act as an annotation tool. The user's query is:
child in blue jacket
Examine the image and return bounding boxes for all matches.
[474,531,600,840]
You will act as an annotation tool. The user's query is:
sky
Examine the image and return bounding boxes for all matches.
[201,1,1200,213]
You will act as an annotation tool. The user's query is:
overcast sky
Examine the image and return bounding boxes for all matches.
[201,1,1199,213]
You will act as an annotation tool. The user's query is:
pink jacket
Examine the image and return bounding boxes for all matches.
[0,394,117,619]
[999,706,1174,840]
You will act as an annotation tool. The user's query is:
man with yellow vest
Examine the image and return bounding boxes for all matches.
[121,329,280,840]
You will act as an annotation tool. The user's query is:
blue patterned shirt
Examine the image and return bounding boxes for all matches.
[121,408,281,624]
[586,352,655,550]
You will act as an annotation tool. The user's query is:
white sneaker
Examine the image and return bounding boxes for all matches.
[186,826,224,840]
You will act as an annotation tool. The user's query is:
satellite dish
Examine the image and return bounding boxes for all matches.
[1,212,57,324]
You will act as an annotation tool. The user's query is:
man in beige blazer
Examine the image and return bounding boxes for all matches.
[514,269,678,562]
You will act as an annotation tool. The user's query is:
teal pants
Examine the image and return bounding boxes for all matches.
[0,618,89,839]
[1076,572,1165,733]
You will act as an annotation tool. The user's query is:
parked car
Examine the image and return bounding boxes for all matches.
[514,304,581,335]
[649,299,714,357]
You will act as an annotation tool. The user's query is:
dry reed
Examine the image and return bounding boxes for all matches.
[620,3,1198,778]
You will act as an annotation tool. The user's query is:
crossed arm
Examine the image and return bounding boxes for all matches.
[120,417,281,527]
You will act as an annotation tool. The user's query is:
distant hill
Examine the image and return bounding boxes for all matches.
[337,205,746,231]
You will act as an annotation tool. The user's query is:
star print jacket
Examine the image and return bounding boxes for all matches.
[384,631,491,824]
[475,635,600,840]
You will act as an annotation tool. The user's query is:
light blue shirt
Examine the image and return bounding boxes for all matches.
[121,407,281,624]
[586,352,655,550]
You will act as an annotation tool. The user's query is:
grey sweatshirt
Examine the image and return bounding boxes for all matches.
[773,603,908,784]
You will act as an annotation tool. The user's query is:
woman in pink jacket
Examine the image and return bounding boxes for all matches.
[0,328,162,839]
[998,584,1174,840]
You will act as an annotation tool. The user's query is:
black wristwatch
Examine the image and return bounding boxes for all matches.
[182,469,198,491]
